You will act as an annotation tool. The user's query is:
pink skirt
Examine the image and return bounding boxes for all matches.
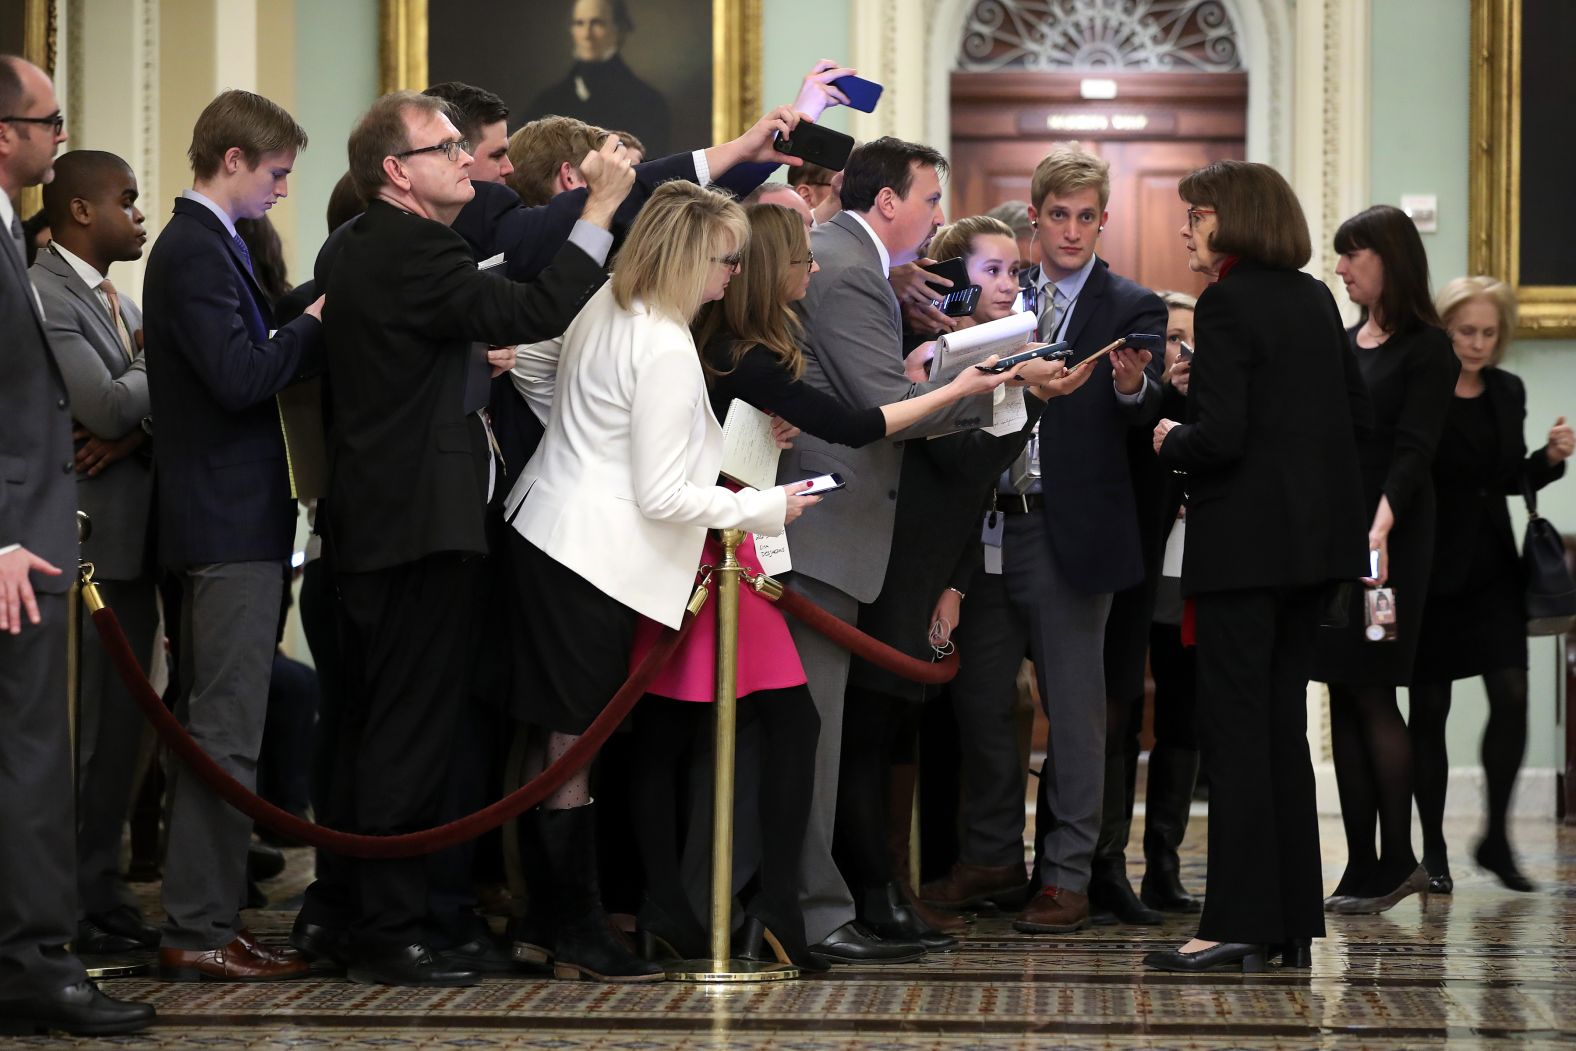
[629,532,807,703]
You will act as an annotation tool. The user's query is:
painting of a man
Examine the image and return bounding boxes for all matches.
[529,0,671,156]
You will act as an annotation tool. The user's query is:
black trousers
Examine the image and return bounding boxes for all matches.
[1193,586,1325,945]
[302,553,483,949]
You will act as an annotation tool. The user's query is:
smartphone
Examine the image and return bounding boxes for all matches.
[942,285,981,317]
[796,473,845,495]
[1123,333,1164,353]
[831,74,884,113]
[1177,340,1195,361]
[774,121,855,171]
[976,341,1073,373]
[923,257,969,295]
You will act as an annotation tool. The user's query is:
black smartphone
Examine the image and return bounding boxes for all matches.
[797,472,845,495]
[923,257,968,295]
[1177,340,1195,361]
[942,285,981,317]
[1123,333,1164,353]
[832,74,884,112]
[975,341,1072,373]
[774,121,854,171]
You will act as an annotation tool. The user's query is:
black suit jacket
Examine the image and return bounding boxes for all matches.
[1429,366,1565,595]
[0,230,76,592]
[321,200,604,574]
[143,197,323,567]
[1158,261,1370,595]
[1026,258,1166,594]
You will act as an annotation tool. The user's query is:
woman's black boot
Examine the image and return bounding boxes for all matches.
[538,804,663,982]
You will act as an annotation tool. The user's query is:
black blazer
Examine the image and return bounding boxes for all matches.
[1026,258,1167,594]
[1158,261,1369,594]
[143,197,323,567]
[1429,367,1565,595]
[321,200,604,574]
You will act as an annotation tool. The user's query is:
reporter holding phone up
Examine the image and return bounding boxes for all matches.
[621,202,1032,971]
[501,182,819,982]
[1147,160,1368,973]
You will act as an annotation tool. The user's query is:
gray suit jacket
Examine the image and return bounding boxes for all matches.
[1,229,77,594]
[30,247,152,580]
[777,211,988,603]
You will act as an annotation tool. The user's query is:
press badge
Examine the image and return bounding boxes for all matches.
[982,510,1004,575]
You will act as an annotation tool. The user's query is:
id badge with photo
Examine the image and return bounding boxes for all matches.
[1363,586,1397,642]
[982,510,1004,575]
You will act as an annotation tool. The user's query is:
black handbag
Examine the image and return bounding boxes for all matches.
[1522,478,1576,636]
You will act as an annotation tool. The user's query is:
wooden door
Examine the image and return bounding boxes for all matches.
[949,72,1248,298]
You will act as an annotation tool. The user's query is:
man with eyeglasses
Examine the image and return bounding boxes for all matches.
[290,89,633,987]
[922,144,1166,938]
[0,54,154,1035]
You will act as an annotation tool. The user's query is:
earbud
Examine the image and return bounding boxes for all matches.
[1098,225,1105,233]
[1030,220,1037,228]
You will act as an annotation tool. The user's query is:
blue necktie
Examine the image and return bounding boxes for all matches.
[231,232,254,275]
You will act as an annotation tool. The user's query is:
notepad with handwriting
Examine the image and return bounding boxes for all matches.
[719,399,780,491]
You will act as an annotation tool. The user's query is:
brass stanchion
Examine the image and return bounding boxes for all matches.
[70,513,152,979]
[668,529,797,983]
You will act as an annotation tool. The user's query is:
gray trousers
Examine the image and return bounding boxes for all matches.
[0,592,88,998]
[950,512,1111,893]
[76,575,158,920]
[783,573,859,944]
[160,561,283,950]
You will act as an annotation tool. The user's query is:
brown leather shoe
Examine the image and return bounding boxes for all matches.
[1012,886,1090,934]
[159,934,312,982]
[901,882,969,934]
[235,929,306,965]
[919,861,1029,910]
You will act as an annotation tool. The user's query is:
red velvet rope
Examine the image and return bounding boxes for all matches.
[88,578,953,859]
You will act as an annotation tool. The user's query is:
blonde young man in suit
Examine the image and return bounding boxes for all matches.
[30,149,161,958]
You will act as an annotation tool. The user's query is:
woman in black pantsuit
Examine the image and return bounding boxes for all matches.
[1146,161,1369,974]
[1408,276,1571,894]
[1313,206,1459,916]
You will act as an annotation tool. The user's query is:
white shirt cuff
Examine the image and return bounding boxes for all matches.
[567,220,614,267]
[0,543,20,558]
[1114,383,1145,406]
[692,149,712,188]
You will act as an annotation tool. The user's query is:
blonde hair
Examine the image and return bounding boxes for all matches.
[1030,144,1111,212]
[928,215,1016,265]
[1436,275,1517,366]
[1157,290,1198,312]
[611,181,749,324]
[505,115,606,206]
[696,203,809,380]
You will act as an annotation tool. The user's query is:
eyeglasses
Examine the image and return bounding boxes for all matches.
[396,138,471,163]
[1186,207,1216,229]
[1,111,64,134]
[711,252,744,272]
[788,251,816,268]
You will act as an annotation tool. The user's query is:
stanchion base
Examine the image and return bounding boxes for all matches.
[665,958,799,983]
[85,957,153,979]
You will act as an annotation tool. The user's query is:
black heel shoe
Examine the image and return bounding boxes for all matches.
[738,914,829,974]
[1143,942,1268,973]
[1475,840,1536,893]
[1331,865,1430,915]
[1270,938,1312,968]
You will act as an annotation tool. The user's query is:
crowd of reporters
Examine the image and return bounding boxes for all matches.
[2,48,1572,1036]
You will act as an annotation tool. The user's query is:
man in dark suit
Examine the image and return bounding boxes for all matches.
[0,54,153,1036]
[142,89,323,982]
[30,150,161,957]
[294,90,631,987]
[924,146,1164,936]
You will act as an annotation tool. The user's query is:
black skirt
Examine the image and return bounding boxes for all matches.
[509,531,639,735]
[1412,561,1527,684]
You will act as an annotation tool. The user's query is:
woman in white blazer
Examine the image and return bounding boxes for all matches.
[502,181,818,982]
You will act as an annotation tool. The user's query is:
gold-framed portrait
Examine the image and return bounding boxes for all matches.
[380,0,760,152]
[1469,0,1576,338]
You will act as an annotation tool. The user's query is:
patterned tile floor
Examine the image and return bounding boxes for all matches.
[17,815,1573,1049]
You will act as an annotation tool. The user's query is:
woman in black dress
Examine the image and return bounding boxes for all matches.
[1408,276,1571,894]
[1314,205,1459,916]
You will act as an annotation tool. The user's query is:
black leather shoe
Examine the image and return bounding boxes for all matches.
[248,842,287,881]
[289,917,353,968]
[859,883,958,952]
[810,921,925,964]
[1140,869,1202,913]
[438,936,517,974]
[1270,938,1312,968]
[1143,942,1267,973]
[347,943,480,986]
[1088,873,1164,926]
[1475,839,1536,893]
[0,981,155,1036]
[85,908,160,949]
[75,920,146,955]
